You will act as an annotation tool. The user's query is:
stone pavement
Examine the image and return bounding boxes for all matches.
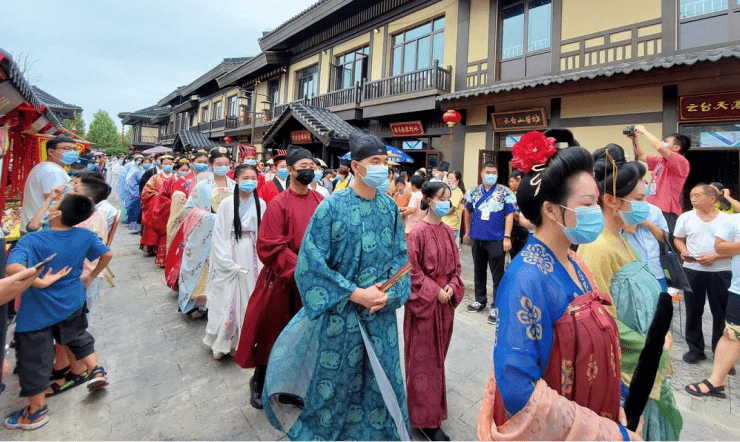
[2,219,740,440]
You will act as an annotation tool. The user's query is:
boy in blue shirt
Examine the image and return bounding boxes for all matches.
[5,194,113,431]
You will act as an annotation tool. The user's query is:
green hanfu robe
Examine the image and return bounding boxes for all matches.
[263,187,411,441]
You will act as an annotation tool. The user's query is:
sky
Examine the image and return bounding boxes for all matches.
[1,0,317,131]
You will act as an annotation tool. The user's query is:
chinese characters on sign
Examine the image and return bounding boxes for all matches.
[290,130,313,144]
[491,109,548,132]
[680,92,740,121]
[390,121,425,137]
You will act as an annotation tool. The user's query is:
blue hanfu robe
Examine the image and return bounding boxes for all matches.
[263,188,411,441]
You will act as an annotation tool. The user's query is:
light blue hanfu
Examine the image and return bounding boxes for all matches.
[177,174,234,314]
[263,188,411,441]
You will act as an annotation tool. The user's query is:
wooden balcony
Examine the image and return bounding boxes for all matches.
[309,85,361,109]
[363,62,452,102]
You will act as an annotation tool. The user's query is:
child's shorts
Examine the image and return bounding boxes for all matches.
[14,306,95,397]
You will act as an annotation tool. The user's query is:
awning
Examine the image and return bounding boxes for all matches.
[261,102,358,150]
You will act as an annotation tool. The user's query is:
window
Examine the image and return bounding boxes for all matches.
[500,0,551,60]
[333,46,369,90]
[269,79,280,108]
[228,96,238,117]
[201,106,209,123]
[213,101,222,120]
[296,65,319,100]
[391,17,445,76]
[680,0,728,19]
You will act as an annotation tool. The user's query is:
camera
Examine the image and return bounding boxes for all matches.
[623,125,636,136]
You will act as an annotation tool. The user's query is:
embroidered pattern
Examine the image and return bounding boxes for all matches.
[521,244,555,274]
[517,296,543,340]
[561,360,574,395]
[587,354,599,383]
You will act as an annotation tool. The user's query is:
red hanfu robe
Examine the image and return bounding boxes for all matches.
[259,177,286,204]
[141,173,177,266]
[164,172,198,289]
[235,188,323,368]
[404,220,465,429]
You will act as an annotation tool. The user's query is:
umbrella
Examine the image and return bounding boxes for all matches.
[340,145,414,163]
[142,145,173,154]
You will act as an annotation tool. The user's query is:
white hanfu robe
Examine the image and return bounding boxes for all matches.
[204,193,265,356]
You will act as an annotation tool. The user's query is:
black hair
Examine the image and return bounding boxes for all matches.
[667,133,691,154]
[58,194,95,227]
[233,164,261,243]
[510,170,522,179]
[322,170,332,178]
[448,170,466,195]
[192,152,208,162]
[420,181,450,210]
[593,143,646,201]
[517,146,595,227]
[209,147,230,164]
[410,174,425,190]
[695,182,720,202]
[47,135,76,150]
[482,162,497,170]
[710,182,732,211]
[394,177,406,186]
[79,174,111,203]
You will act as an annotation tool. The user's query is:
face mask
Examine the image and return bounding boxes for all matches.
[193,163,209,173]
[619,199,650,226]
[645,184,652,198]
[433,200,451,218]
[448,183,457,190]
[483,174,497,186]
[68,169,79,177]
[277,168,290,180]
[239,179,258,193]
[162,165,173,173]
[156,161,162,167]
[143,163,153,170]
[244,159,256,166]
[213,166,230,176]
[559,205,604,245]
[62,184,73,195]
[61,151,79,165]
[314,170,323,182]
[178,171,188,177]
[295,169,315,186]
[377,179,390,194]
[87,163,95,171]
[359,164,389,189]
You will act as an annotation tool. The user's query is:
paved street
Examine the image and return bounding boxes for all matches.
[2,208,740,440]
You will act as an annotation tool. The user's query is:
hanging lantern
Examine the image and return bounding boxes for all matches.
[223,136,234,144]
[442,109,462,137]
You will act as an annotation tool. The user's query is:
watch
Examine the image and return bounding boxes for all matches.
[504,235,511,239]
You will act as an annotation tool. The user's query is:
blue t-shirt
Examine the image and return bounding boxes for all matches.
[464,184,517,241]
[8,228,109,332]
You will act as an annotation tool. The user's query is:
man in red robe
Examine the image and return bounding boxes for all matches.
[258,149,288,204]
[140,155,177,264]
[235,145,323,409]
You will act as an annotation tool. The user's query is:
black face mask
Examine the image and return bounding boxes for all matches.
[295,168,314,185]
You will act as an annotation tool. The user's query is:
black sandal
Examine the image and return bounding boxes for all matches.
[49,366,71,381]
[685,379,726,398]
[46,371,88,397]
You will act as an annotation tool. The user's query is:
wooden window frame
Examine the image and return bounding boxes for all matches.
[390,16,445,76]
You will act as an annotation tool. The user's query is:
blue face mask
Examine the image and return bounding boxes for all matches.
[244,159,257,166]
[213,166,230,176]
[483,174,497,186]
[644,184,652,198]
[178,171,188,177]
[560,205,604,245]
[277,168,290,180]
[143,163,153,170]
[360,164,389,189]
[68,169,79,177]
[377,179,390,194]
[156,161,162,167]
[62,184,73,195]
[448,183,456,190]
[239,179,258,193]
[87,163,96,171]
[314,170,323,182]
[162,165,174,173]
[61,151,79,165]
[433,200,451,218]
[619,199,650,226]
[193,163,209,173]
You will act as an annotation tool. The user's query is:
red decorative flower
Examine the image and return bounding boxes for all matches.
[511,131,557,173]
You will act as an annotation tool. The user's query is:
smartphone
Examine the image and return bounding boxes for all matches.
[33,253,57,270]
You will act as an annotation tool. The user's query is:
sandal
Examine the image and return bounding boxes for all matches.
[4,405,49,430]
[49,366,71,381]
[685,379,726,398]
[86,366,109,391]
[46,371,88,397]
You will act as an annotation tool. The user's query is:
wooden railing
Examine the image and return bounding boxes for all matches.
[211,118,226,129]
[309,85,361,108]
[363,62,452,101]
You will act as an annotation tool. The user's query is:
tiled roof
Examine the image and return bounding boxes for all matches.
[0,47,61,127]
[261,0,329,41]
[31,86,82,112]
[173,130,218,150]
[261,102,358,148]
[439,45,740,102]
[158,57,252,106]
[118,105,171,124]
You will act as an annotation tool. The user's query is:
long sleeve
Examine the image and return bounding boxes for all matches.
[210,197,241,277]
[383,204,411,311]
[406,226,441,319]
[256,198,297,280]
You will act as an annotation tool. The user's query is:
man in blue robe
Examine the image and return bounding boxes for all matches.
[263,131,411,440]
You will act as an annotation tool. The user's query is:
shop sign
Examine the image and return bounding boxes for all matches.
[290,130,313,144]
[680,92,740,121]
[390,121,425,137]
[491,109,547,131]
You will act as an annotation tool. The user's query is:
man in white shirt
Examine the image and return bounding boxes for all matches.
[674,184,733,364]
[309,158,330,198]
[20,136,76,233]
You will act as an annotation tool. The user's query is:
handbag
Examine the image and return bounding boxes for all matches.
[658,230,692,292]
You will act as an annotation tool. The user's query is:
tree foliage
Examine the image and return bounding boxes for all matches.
[87,110,124,153]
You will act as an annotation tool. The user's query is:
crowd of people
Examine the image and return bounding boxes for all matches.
[4,123,740,441]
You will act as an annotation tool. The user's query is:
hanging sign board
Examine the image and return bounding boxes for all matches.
[491,108,547,132]
[680,92,740,121]
[390,121,425,137]
[290,130,313,144]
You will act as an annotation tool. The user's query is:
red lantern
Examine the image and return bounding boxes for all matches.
[442,109,462,128]
[223,136,234,144]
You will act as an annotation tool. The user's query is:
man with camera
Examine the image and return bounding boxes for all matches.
[626,125,691,234]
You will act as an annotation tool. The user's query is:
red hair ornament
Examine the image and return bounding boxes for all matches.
[512,131,558,196]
